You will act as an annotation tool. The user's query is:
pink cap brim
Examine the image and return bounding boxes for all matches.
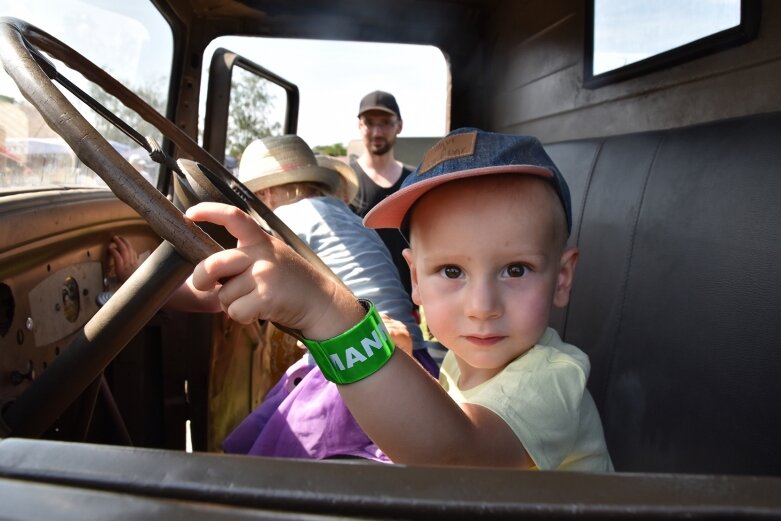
[363,164,554,229]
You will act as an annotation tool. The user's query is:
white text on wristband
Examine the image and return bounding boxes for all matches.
[301,300,395,384]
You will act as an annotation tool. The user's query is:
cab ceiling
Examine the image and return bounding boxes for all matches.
[159,0,495,54]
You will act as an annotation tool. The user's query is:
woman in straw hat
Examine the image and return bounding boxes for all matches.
[235,135,424,354]
[220,134,437,462]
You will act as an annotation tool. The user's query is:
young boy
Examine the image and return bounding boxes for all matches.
[186,128,613,470]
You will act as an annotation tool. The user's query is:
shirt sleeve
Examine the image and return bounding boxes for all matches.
[466,347,588,470]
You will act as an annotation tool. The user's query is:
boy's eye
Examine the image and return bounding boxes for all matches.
[441,266,462,279]
[504,264,527,278]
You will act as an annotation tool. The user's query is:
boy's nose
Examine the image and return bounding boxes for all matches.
[463,278,502,320]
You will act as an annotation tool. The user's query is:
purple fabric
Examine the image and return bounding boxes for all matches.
[222,350,439,461]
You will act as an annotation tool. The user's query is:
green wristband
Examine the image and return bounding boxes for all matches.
[301,300,395,384]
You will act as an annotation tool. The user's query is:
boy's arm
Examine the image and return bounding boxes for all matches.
[187,202,533,468]
[166,276,222,313]
[342,351,533,467]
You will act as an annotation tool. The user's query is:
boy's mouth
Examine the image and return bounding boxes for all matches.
[464,335,504,347]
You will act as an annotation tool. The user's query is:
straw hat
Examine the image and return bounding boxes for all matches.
[238,135,341,194]
[315,154,359,204]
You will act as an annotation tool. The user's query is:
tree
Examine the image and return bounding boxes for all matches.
[227,73,282,159]
[313,143,347,157]
[87,77,167,147]
[86,71,281,162]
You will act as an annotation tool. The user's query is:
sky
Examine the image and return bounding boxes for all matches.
[202,37,449,148]
[0,0,449,150]
[593,0,741,75]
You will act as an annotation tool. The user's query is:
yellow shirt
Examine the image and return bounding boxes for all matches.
[439,327,613,471]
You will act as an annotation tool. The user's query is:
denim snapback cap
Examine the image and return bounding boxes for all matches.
[363,128,572,235]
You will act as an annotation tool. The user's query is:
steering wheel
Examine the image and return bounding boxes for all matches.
[0,18,325,438]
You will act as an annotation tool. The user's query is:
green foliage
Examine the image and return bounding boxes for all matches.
[227,72,282,159]
[313,143,347,157]
[87,77,166,146]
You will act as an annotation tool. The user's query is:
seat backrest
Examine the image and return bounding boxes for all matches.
[545,112,781,476]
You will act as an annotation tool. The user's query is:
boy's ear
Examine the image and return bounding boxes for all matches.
[402,248,421,306]
[553,246,579,308]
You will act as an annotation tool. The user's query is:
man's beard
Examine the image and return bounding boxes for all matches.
[369,137,395,156]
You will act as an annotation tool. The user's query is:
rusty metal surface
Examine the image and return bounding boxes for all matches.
[1,437,781,519]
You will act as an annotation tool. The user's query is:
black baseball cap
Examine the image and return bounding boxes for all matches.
[358,90,401,120]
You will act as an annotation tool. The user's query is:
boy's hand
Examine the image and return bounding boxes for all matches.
[185,202,364,340]
[379,312,412,354]
[108,235,140,282]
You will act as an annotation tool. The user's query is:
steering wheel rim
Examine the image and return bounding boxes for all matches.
[0,17,328,267]
[0,17,322,437]
[0,17,222,262]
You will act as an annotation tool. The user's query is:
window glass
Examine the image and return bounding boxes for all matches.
[0,0,172,189]
[588,0,748,84]
[223,67,287,174]
[200,37,448,163]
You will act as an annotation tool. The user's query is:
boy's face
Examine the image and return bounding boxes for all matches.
[404,176,577,384]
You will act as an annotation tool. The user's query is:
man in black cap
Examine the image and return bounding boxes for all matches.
[349,90,415,297]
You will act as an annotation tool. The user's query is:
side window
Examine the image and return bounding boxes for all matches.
[226,68,288,171]
[585,0,760,88]
[201,48,297,174]
[200,37,448,170]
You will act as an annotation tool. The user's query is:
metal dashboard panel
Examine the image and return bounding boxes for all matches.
[0,189,164,417]
[28,262,103,347]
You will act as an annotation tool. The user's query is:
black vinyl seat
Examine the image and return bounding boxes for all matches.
[546,112,781,476]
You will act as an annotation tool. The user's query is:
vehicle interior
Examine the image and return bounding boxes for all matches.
[0,0,780,518]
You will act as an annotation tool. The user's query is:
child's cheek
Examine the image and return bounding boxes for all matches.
[417,277,458,343]
[511,290,555,340]
[421,304,448,345]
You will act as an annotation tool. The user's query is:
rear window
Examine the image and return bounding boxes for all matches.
[585,0,759,87]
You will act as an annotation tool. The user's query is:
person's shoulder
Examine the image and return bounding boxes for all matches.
[348,154,363,170]
[307,195,356,215]
[273,199,320,235]
[498,328,588,375]
[538,328,590,372]
[305,196,377,231]
[276,197,312,215]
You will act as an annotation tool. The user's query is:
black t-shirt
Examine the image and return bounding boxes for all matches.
[349,156,414,297]
[349,156,412,216]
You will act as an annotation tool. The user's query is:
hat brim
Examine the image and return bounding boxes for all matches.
[363,164,554,229]
[242,165,341,195]
[358,106,399,118]
[316,156,359,204]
